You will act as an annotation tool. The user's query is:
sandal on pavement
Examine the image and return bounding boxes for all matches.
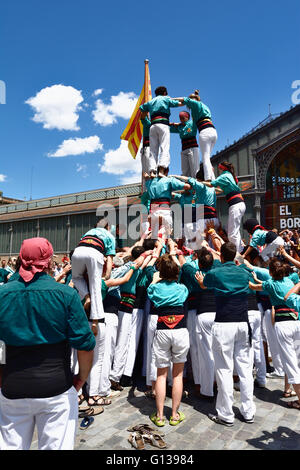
[283,390,297,398]
[127,424,165,437]
[287,400,300,410]
[78,406,104,418]
[128,432,145,450]
[88,397,111,406]
[169,411,185,426]
[78,394,86,406]
[143,432,167,449]
[150,412,166,427]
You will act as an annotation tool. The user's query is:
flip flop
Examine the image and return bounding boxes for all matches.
[78,406,104,418]
[150,412,166,427]
[169,411,185,426]
[78,405,91,413]
[80,416,94,430]
[287,400,300,410]
[283,390,297,398]
[128,432,145,450]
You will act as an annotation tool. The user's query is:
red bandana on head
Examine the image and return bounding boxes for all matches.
[19,237,53,282]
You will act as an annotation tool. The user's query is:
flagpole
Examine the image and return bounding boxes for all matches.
[141,59,149,193]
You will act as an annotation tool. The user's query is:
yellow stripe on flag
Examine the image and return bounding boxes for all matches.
[120,61,152,159]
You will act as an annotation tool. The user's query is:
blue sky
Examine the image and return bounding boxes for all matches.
[0,0,299,200]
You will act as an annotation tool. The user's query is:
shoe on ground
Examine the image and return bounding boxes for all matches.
[110,380,123,391]
[242,415,254,424]
[150,412,166,427]
[102,390,121,399]
[169,411,185,426]
[266,371,285,378]
[208,414,234,427]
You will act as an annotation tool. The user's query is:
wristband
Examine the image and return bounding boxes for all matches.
[152,254,158,259]
[130,265,137,271]
[169,251,177,256]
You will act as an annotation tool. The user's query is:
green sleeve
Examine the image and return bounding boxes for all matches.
[67,291,96,351]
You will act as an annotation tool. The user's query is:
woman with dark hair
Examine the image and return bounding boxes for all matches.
[147,254,189,427]
[249,258,300,409]
[203,161,246,252]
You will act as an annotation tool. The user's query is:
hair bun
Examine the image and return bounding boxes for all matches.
[194,89,200,95]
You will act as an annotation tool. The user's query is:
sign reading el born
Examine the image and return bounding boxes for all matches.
[279,204,300,229]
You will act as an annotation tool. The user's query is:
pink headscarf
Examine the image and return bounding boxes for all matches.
[19,237,53,282]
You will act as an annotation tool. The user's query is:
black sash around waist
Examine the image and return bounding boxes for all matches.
[256,293,272,312]
[151,112,170,126]
[197,289,216,314]
[196,117,215,132]
[215,295,252,344]
[156,305,186,330]
[204,205,217,219]
[181,136,198,151]
[119,292,136,313]
[274,305,298,322]
[225,191,244,207]
[248,294,258,311]
[2,341,73,399]
[103,293,121,315]
[143,138,150,147]
[134,285,148,309]
[77,235,105,254]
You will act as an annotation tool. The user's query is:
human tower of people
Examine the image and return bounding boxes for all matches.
[0,86,300,451]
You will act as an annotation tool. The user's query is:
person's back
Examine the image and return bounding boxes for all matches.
[0,238,95,450]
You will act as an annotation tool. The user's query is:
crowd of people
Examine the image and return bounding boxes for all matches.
[0,86,300,451]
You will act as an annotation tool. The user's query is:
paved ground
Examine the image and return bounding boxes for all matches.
[35,376,300,451]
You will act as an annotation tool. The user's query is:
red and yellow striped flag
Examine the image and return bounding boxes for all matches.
[121,60,152,158]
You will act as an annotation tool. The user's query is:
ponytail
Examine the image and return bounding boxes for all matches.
[218,161,238,183]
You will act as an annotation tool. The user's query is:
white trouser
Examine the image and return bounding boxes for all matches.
[149,123,170,171]
[248,310,266,384]
[275,321,300,384]
[87,321,106,396]
[99,312,119,396]
[146,314,158,386]
[228,202,246,253]
[261,307,284,375]
[71,246,104,320]
[123,308,144,377]
[257,303,267,342]
[212,322,255,423]
[0,387,78,450]
[110,310,136,383]
[141,146,151,174]
[198,127,217,181]
[260,237,285,261]
[187,309,201,385]
[181,147,199,178]
[149,208,173,239]
[195,312,216,396]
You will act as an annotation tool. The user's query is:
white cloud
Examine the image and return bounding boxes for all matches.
[92,91,138,127]
[0,174,7,182]
[76,163,89,178]
[93,88,103,96]
[26,84,84,131]
[48,136,103,157]
[99,140,141,185]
